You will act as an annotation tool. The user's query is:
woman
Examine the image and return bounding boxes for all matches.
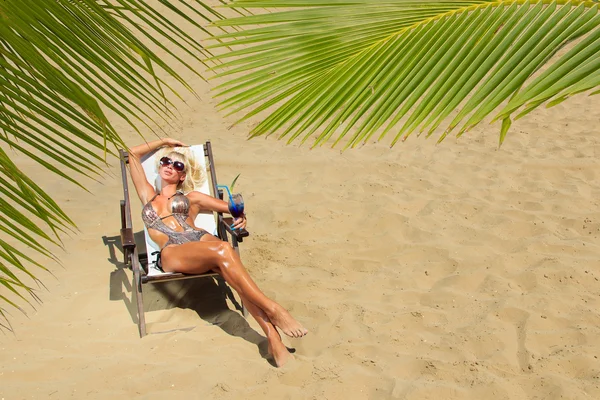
[128,138,307,367]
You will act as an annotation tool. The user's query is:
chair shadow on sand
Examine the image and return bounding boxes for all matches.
[102,232,274,364]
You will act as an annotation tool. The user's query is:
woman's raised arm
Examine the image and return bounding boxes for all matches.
[127,138,186,204]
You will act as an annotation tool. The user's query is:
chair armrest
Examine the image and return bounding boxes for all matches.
[219,215,249,241]
[120,227,136,250]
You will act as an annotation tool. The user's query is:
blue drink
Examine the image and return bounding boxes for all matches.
[228,193,245,218]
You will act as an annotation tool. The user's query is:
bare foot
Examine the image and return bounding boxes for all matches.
[267,304,308,338]
[268,341,295,368]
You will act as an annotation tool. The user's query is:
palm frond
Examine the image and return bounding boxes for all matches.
[210,0,600,148]
[0,0,221,321]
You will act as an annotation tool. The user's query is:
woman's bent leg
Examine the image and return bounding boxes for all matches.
[238,293,293,367]
[160,239,308,338]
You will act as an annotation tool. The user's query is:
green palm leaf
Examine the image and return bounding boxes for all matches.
[0,0,221,322]
[210,0,600,148]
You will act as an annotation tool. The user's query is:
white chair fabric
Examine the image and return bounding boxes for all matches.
[140,144,216,276]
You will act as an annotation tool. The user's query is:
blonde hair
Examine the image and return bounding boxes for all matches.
[155,146,205,194]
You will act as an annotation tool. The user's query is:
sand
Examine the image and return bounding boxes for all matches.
[1,4,600,399]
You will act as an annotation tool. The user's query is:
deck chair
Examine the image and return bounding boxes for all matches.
[118,141,248,337]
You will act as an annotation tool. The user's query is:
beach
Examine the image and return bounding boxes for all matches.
[1,4,600,399]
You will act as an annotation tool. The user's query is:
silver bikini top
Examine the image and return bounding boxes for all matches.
[141,192,194,234]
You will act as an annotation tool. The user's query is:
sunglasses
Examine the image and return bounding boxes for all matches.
[159,156,185,172]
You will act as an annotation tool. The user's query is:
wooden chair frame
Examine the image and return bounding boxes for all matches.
[118,141,248,337]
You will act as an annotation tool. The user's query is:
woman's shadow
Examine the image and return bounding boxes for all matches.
[102,233,275,364]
